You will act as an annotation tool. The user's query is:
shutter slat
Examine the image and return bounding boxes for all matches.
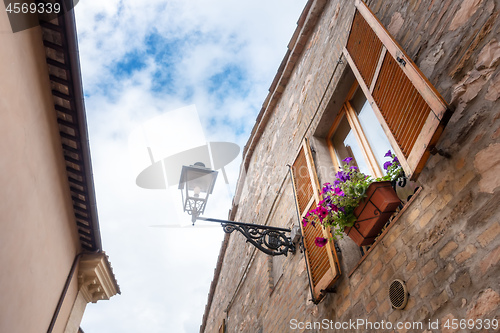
[346,10,383,87]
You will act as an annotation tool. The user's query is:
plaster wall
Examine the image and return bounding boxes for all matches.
[203,0,500,332]
[0,8,81,333]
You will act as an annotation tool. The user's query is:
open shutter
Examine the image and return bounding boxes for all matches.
[343,0,450,180]
[291,139,340,303]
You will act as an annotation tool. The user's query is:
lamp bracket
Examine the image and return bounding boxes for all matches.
[197,217,295,256]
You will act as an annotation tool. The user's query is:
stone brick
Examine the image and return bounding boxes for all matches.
[435,194,453,210]
[466,288,500,320]
[376,286,387,303]
[365,299,377,313]
[406,275,419,291]
[477,222,500,247]
[421,192,437,210]
[393,252,407,270]
[361,258,373,274]
[435,263,455,282]
[406,208,421,225]
[419,210,435,229]
[341,283,351,299]
[453,171,476,193]
[455,244,477,264]
[384,247,398,264]
[437,177,449,191]
[415,305,431,322]
[350,270,362,287]
[377,299,391,316]
[455,157,466,170]
[369,279,381,296]
[370,247,382,261]
[406,260,417,272]
[381,265,395,283]
[405,296,416,310]
[401,225,417,244]
[479,245,500,274]
[371,260,383,277]
[450,271,472,295]
[388,309,402,323]
[419,280,436,298]
[431,290,449,311]
[439,241,459,259]
[421,259,438,276]
[337,298,351,318]
[353,276,371,300]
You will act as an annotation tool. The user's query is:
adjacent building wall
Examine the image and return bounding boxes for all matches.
[202,0,500,331]
[0,7,81,333]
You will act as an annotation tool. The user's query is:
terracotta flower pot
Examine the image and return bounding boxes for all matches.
[344,181,400,246]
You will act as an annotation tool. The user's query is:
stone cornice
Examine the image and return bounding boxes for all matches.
[78,253,120,303]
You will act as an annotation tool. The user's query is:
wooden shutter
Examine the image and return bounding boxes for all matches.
[343,0,450,180]
[290,139,340,303]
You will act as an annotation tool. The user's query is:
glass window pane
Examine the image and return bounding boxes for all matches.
[331,113,371,175]
[351,88,395,174]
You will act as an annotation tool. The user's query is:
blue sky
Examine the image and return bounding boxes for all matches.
[75,1,306,332]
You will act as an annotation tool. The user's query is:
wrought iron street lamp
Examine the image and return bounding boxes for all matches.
[179,163,296,256]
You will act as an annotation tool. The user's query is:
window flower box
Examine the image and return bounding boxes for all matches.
[303,152,403,248]
[344,181,400,246]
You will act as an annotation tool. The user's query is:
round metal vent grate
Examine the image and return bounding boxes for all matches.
[389,279,409,309]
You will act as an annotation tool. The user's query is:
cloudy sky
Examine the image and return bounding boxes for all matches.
[75,1,306,332]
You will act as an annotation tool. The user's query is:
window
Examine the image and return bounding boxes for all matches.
[342,0,450,181]
[328,83,396,178]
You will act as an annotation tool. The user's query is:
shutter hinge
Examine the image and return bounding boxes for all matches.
[429,146,451,158]
[396,56,406,67]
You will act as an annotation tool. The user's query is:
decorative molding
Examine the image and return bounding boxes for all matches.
[78,253,120,303]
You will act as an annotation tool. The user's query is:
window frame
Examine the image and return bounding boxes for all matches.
[326,82,386,178]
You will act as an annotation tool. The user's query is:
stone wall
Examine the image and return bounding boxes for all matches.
[202,0,500,331]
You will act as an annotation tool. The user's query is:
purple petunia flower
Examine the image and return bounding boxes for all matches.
[302,218,308,227]
[385,150,392,157]
[393,156,399,164]
[315,237,328,247]
[383,161,392,170]
[322,183,333,194]
[334,187,344,196]
[336,171,350,182]
[342,157,353,164]
[350,166,358,170]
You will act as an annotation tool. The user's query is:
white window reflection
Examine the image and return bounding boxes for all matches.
[331,113,371,175]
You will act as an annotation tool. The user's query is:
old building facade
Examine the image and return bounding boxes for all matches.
[0,3,119,333]
[201,0,500,332]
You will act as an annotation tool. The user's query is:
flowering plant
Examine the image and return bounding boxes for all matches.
[380,150,403,182]
[304,151,402,247]
[303,157,372,241]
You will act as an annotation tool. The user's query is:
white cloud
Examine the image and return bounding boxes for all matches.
[75,0,307,332]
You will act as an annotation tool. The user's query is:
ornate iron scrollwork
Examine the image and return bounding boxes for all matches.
[198,217,295,256]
